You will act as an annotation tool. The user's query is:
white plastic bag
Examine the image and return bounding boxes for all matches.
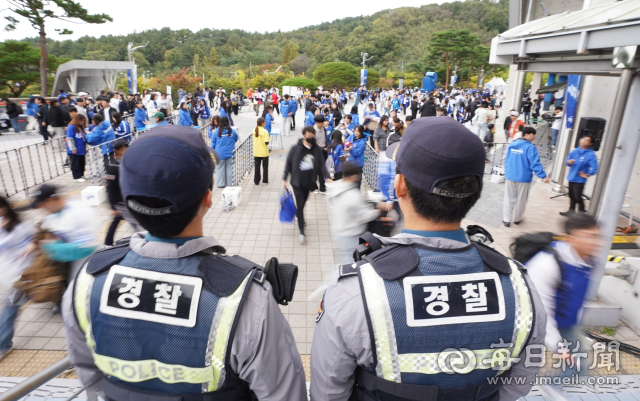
[490,166,505,184]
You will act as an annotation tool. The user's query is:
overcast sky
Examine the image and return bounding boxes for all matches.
[1,0,446,41]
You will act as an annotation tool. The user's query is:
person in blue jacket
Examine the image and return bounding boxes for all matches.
[503,126,549,227]
[178,101,193,127]
[113,111,131,141]
[349,105,360,127]
[262,105,274,134]
[25,96,39,131]
[347,125,367,188]
[210,116,239,188]
[305,106,316,127]
[197,98,211,127]
[289,96,298,132]
[66,114,87,181]
[561,134,598,216]
[219,100,230,121]
[134,100,147,130]
[86,114,116,163]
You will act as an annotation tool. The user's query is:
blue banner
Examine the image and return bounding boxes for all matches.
[450,75,457,86]
[127,70,133,94]
[360,69,367,86]
[564,75,582,129]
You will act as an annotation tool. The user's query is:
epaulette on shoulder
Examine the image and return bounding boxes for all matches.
[338,260,368,279]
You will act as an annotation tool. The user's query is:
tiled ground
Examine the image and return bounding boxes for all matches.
[2,101,640,389]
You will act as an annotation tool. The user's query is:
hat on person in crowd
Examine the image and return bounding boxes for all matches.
[30,184,60,208]
[314,114,325,123]
[114,139,130,150]
[120,126,220,215]
[153,112,165,121]
[385,117,485,198]
[510,110,519,116]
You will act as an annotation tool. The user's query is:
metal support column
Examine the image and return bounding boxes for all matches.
[589,69,634,218]
[588,72,640,299]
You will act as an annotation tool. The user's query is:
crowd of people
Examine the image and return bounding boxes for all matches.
[0,73,613,401]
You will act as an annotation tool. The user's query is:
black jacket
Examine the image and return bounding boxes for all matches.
[283,139,328,190]
[6,101,22,119]
[419,99,436,117]
[48,105,66,128]
[468,101,478,118]
[105,158,122,208]
[37,103,49,124]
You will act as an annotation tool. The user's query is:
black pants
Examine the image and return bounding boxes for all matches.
[105,215,123,246]
[273,103,280,115]
[568,181,586,212]
[254,156,269,184]
[292,186,310,235]
[291,115,296,129]
[69,154,86,179]
[39,123,50,141]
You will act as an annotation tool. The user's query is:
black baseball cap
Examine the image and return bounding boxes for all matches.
[31,184,60,208]
[385,117,485,198]
[120,125,220,215]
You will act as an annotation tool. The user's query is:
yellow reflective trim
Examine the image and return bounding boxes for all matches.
[398,349,517,375]
[74,267,95,349]
[508,260,533,360]
[208,274,251,391]
[360,264,400,382]
[93,353,213,384]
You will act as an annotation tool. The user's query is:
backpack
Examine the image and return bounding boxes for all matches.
[509,232,561,266]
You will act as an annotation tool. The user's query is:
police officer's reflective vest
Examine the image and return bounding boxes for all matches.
[342,240,534,401]
[73,243,266,401]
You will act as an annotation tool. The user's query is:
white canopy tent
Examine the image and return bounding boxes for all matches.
[483,77,508,93]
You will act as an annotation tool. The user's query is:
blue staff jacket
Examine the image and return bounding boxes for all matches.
[566,147,598,183]
[178,109,192,126]
[210,128,239,160]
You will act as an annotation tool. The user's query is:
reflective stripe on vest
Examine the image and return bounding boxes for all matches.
[359,259,533,382]
[74,267,251,389]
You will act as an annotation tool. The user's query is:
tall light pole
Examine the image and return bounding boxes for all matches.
[361,52,373,69]
[127,41,149,94]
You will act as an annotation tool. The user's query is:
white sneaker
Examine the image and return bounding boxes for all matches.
[299,234,306,244]
[74,178,86,183]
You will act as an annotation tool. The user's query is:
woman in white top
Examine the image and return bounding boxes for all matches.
[146,93,158,118]
[0,197,36,359]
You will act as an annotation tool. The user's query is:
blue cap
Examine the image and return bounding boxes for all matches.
[385,117,485,198]
[120,125,220,215]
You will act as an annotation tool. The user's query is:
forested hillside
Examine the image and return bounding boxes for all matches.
[18,0,507,77]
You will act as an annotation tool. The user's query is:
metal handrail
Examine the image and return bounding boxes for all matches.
[363,142,379,191]
[231,135,254,187]
[0,356,72,401]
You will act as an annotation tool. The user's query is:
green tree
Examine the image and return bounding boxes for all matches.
[0,41,64,96]
[164,48,184,69]
[290,55,311,75]
[281,42,298,64]
[279,77,318,93]
[427,29,480,89]
[313,62,359,90]
[4,0,112,95]
[206,46,219,66]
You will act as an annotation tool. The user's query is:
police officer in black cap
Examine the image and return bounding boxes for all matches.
[310,117,547,401]
[62,125,307,400]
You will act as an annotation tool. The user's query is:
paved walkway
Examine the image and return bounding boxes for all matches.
[2,100,640,395]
